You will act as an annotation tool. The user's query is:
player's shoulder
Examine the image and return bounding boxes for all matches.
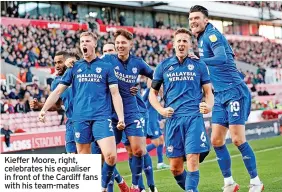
[130,55,143,62]
[203,23,223,40]
[186,58,207,71]
[100,53,117,61]
[73,59,85,69]
[159,56,177,68]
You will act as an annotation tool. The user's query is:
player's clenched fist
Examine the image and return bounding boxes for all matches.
[38,110,46,123]
[160,107,174,118]
[29,98,39,109]
[199,102,212,114]
[117,120,125,130]
[65,58,76,68]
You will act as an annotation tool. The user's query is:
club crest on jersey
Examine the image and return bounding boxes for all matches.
[132,67,137,74]
[188,64,194,71]
[96,67,102,73]
[209,34,217,42]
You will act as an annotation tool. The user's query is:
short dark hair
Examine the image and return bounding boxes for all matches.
[55,51,69,57]
[189,5,209,17]
[114,29,133,41]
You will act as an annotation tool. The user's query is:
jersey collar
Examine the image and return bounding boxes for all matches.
[174,55,188,64]
[197,22,212,40]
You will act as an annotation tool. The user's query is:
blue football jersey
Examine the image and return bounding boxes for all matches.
[60,58,118,121]
[198,23,243,92]
[143,88,159,122]
[153,56,210,117]
[51,76,73,120]
[136,91,147,113]
[102,54,153,114]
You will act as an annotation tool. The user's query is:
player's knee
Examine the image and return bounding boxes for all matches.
[170,168,183,176]
[127,151,133,158]
[232,137,245,147]
[187,154,199,171]
[104,153,117,165]
[211,137,225,147]
[132,148,144,157]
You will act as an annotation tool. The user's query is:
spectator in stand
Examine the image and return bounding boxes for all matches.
[219,1,282,11]
[14,97,28,113]
[262,87,270,96]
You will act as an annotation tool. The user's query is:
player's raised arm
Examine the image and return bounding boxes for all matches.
[39,84,68,122]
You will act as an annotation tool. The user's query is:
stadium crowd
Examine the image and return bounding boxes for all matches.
[219,1,282,11]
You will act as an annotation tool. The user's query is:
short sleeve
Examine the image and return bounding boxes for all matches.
[199,61,211,85]
[153,63,164,82]
[204,31,223,51]
[107,66,118,85]
[139,59,154,79]
[60,68,73,86]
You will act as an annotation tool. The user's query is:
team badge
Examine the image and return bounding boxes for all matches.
[209,34,217,42]
[75,132,80,138]
[188,64,194,71]
[132,67,137,74]
[96,67,102,73]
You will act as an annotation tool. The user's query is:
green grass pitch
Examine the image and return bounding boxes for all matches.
[114,136,282,192]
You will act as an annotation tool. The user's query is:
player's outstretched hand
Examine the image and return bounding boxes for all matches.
[65,58,76,68]
[130,86,138,96]
[188,53,199,60]
[38,110,46,123]
[199,102,212,114]
[160,107,174,118]
[29,98,39,109]
[117,120,125,130]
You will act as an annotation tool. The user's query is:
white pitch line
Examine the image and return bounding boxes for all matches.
[124,146,282,178]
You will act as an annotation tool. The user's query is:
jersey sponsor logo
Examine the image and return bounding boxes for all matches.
[114,71,137,83]
[77,73,102,82]
[77,68,82,73]
[209,34,217,42]
[188,64,194,71]
[132,67,137,74]
[167,71,196,82]
[96,67,102,73]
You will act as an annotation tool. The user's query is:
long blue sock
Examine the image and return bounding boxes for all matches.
[185,170,199,192]
[138,173,145,190]
[214,144,232,178]
[143,153,155,187]
[107,175,114,192]
[157,144,164,163]
[102,162,115,188]
[114,167,123,183]
[132,155,144,186]
[238,142,258,179]
[146,143,156,152]
[174,170,186,190]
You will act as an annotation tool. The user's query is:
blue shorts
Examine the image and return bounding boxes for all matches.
[73,119,114,144]
[65,120,76,153]
[165,115,210,158]
[91,141,102,154]
[114,113,144,145]
[147,120,161,140]
[212,83,251,127]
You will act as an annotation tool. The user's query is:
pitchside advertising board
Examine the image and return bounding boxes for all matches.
[0,118,280,155]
